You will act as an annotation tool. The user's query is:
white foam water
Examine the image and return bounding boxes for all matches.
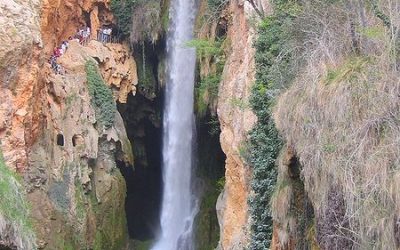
[151,0,198,249]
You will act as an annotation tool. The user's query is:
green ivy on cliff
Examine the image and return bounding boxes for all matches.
[85,61,116,129]
[247,1,301,249]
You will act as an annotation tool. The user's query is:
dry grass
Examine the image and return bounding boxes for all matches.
[273,0,400,248]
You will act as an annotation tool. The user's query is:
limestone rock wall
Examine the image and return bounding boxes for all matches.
[216,1,258,249]
[59,40,138,103]
[0,0,43,172]
[27,41,133,248]
[0,0,138,249]
[41,0,114,54]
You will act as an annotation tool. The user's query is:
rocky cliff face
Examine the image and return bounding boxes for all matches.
[216,1,260,249]
[0,0,42,173]
[26,40,136,249]
[41,0,114,54]
[0,0,138,249]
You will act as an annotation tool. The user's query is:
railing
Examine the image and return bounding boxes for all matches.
[96,30,121,44]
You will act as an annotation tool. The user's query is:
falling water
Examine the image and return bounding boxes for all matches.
[151,0,198,249]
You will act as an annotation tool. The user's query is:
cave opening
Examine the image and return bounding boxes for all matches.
[117,92,163,242]
[57,134,64,146]
[193,113,226,249]
[116,38,165,242]
[286,153,315,249]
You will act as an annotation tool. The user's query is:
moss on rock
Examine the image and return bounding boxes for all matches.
[0,149,37,249]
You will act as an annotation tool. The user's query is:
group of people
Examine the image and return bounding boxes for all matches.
[48,25,116,74]
[48,26,93,74]
[49,40,69,74]
[98,27,113,43]
[70,26,91,45]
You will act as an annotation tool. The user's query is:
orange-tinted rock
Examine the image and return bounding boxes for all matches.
[58,40,138,103]
[216,1,259,249]
[40,0,114,55]
[0,0,42,171]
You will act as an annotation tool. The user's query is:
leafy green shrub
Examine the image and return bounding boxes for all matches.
[206,117,221,136]
[0,149,36,249]
[85,61,116,129]
[216,176,225,192]
[247,122,282,249]
[132,240,153,250]
[208,0,227,9]
[246,1,300,249]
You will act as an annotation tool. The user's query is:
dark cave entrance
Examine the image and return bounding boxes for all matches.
[116,38,166,242]
[117,93,226,246]
[57,134,64,146]
[117,92,163,241]
[196,114,226,183]
[193,113,226,249]
[118,39,165,241]
[286,153,315,249]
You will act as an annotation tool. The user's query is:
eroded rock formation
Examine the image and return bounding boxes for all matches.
[0,0,138,249]
[216,1,258,249]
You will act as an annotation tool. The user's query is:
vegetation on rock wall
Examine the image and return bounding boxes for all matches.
[91,171,128,250]
[46,156,128,250]
[0,149,36,249]
[110,0,137,36]
[270,0,400,249]
[187,38,226,117]
[85,60,116,129]
[190,2,229,247]
[110,0,166,43]
[246,1,300,249]
[135,47,159,100]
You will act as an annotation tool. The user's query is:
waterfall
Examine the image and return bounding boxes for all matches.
[151,0,198,249]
